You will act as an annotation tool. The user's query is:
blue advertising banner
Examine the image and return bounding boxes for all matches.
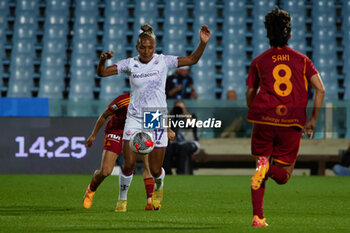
[0,98,49,117]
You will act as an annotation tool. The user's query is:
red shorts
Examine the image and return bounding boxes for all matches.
[103,133,123,155]
[251,123,302,165]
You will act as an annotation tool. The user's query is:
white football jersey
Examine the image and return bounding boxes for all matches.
[115,54,178,117]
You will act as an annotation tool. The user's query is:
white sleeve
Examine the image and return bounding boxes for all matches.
[115,58,131,74]
[163,55,178,69]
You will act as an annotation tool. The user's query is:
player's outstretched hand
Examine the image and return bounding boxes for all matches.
[86,135,95,147]
[303,118,316,139]
[100,51,114,61]
[200,25,211,44]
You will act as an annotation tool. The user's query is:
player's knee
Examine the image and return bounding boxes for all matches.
[277,173,290,185]
[100,168,112,177]
[150,167,161,177]
[122,164,134,176]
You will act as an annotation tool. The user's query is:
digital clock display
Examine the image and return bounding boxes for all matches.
[15,136,86,159]
[0,117,104,174]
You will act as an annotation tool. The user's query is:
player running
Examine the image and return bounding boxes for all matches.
[83,93,155,211]
[96,24,210,211]
[246,8,325,227]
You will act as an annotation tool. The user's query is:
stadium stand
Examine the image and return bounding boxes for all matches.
[8,0,39,97]
[222,0,247,99]
[0,1,8,93]
[281,0,307,54]
[191,0,218,99]
[0,0,347,103]
[343,1,350,99]
[38,0,69,99]
[99,0,128,100]
[252,0,276,58]
[68,0,98,100]
[163,0,187,56]
[312,0,337,100]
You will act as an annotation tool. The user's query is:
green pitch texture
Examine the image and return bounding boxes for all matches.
[1,175,349,233]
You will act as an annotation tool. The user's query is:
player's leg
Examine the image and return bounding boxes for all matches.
[142,154,155,210]
[149,147,166,210]
[267,126,301,185]
[83,150,118,209]
[116,116,140,212]
[267,161,295,184]
[148,128,168,210]
[250,124,274,227]
[116,140,138,212]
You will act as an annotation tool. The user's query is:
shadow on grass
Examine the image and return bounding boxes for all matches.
[0,205,79,216]
[48,226,221,232]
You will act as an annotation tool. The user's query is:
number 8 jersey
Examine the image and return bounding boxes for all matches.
[246,46,318,129]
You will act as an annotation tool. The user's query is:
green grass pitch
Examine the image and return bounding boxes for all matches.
[1,175,349,233]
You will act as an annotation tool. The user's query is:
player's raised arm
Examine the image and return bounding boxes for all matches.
[86,109,112,147]
[303,73,325,139]
[178,25,211,67]
[96,51,118,77]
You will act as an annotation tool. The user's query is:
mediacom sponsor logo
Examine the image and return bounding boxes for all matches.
[132,71,159,79]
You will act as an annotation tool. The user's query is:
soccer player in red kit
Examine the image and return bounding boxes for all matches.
[246,8,325,227]
[83,93,155,211]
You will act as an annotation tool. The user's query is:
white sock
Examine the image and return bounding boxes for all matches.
[153,167,165,190]
[118,172,133,201]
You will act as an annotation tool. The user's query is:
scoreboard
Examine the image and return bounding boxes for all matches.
[0,117,104,174]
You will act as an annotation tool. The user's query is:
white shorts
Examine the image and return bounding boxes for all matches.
[123,114,168,148]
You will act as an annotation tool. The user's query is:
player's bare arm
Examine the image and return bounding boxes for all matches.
[96,51,118,77]
[178,25,211,67]
[86,109,112,147]
[303,73,325,139]
[246,87,258,108]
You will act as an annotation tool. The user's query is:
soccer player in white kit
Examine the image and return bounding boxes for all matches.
[97,24,211,211]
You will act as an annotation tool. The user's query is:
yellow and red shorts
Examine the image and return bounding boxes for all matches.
[103,133,123,155]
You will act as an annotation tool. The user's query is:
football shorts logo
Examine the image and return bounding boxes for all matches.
[126,130,132,137]
[111,104,118,111]
[143,110,162,129]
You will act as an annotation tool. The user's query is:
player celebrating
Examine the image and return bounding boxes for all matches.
[246,8,325,227]
[96,24,210,211]
[83,93,155,211]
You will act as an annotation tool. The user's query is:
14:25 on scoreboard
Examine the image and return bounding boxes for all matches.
[15,136,86,159]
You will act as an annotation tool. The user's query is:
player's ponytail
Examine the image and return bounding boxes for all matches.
[137,24,156,44]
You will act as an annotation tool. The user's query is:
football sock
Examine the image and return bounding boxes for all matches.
[144,177,155,200]
[251,179,266,219]
[267,164,290,184]
[89,178,98,192]
[89,171,106,192]
[153,167,165,190]
[118,171,133,201]
[121,167,133,176]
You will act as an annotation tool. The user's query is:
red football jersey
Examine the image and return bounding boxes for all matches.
[104,93,130,134]
[246,46,318,128]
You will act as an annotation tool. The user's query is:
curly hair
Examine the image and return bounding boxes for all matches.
[264,8,291,47]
